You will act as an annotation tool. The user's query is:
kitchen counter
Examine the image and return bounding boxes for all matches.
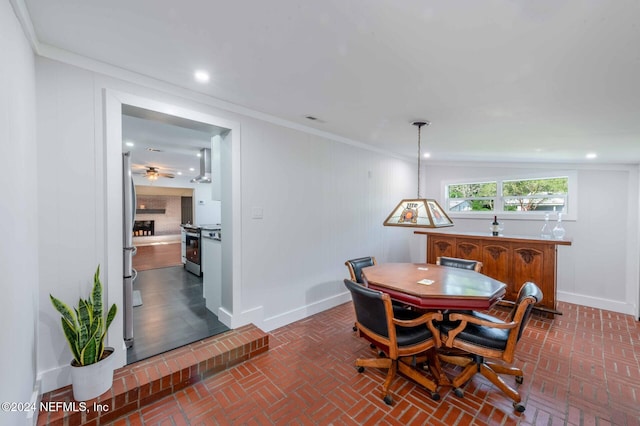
[199,223,221,231]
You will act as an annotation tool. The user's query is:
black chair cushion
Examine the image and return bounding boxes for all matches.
[393,305,422,320]
[395,324,434,347]
[439,311,509,351]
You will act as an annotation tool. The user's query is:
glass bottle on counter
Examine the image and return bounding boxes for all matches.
[491,216,500,236]
[552,212,566,239]
[540,213,553,239]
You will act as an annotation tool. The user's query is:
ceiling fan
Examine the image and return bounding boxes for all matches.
[135,166,175,181]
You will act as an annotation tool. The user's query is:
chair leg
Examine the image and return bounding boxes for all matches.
[479,363,523,408]
[381,361,397,404]
[397,358,440,400]
[355,357,392,370]
[437,352,476,393]
[355,357,395,404]
[485,361,523,378]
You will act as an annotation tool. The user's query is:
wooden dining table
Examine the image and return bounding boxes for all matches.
[362,262,507,311]
[361,262,508,389]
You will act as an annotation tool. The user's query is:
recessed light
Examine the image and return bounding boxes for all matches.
[125,141,134,147]
[197,152,201,157]
[423,153,431,158]
[194,70,210,83]
[189,167,195,172]
[177,171,182,175]
[586,152,597,159]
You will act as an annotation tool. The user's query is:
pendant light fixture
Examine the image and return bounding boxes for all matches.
[383,121,454,228]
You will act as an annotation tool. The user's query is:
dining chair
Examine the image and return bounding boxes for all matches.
[345,257,420,330]
[436,256,483,272]
[438,282,542,412]
[345,256,377,284]
[344,278,442,405]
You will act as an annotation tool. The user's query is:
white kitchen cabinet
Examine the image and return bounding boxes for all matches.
[202,236,222,316]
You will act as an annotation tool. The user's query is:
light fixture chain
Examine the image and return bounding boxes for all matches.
[413,121,429,199]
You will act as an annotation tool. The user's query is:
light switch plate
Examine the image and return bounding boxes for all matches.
[252,207,263,219]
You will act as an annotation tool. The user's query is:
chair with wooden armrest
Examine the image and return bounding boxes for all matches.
[344,278,443,405]
[345,256,377,284]
[438,282,542,412]
[345,257,420,330]
[436,256,483,272]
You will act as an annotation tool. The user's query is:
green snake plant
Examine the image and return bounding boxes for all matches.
[50,265,117,366]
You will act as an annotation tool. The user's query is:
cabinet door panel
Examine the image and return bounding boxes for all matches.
[481,244,512,298]
[512,245,545,301]
[455,239,481,260]
[428,237,455,263]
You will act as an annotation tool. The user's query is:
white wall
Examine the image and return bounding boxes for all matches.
[240,119,421,329]
[0,1,39,424]
[34,56,419,392]
[422,163,640,316]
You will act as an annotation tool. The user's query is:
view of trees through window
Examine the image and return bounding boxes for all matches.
[447,177,569,214]
[447,182,496,211]
[503,177,568,212]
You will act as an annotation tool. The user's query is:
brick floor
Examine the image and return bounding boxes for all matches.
[103,301,639,425]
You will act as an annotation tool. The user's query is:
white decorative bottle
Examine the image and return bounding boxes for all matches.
[540,213,553,239]
[552,212,566,239]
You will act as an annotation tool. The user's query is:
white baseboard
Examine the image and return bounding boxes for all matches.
[38,364,71,395]
[24,379,41,426]
[217,305,264,330]
[217,292,351,333]
[557,291,637,316]
[261,292,351,332]
[217,307,233,328]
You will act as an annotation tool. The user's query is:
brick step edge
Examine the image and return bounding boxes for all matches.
[37,324,269,426]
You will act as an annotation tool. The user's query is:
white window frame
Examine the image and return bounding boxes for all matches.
[442,170,578,221]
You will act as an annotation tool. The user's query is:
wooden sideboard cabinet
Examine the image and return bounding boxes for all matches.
[415,231,572,315]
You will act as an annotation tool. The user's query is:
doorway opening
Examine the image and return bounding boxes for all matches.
[121,103,231,364]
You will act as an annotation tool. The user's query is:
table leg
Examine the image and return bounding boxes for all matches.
[425,349,452,386]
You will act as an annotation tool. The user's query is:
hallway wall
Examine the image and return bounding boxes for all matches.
[0,1,39,424]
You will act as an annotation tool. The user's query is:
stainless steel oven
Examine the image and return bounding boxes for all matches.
[184,226,201,276]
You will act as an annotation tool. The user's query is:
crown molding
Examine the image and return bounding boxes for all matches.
[10,0,40,54]
[35,41,411,164]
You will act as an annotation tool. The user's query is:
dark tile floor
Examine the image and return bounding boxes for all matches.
[127,266,229,364]
[112,300,640,425]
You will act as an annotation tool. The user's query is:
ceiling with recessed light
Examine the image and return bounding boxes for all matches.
[22,0,640,164]
[122,105,224,181]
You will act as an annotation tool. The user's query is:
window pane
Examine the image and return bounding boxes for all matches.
[448,182,497,198]
[502,177,568,212]
[502,177,568,196]
[503,196,566,212]
[448,199,495,211]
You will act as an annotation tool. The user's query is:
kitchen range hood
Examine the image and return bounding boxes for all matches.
[190,148,212,183]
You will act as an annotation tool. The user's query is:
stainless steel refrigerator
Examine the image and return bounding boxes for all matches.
[122,152,137,348]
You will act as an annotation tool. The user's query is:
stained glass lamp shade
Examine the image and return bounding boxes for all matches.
[383,121,453,228]
[383,198,453,228]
